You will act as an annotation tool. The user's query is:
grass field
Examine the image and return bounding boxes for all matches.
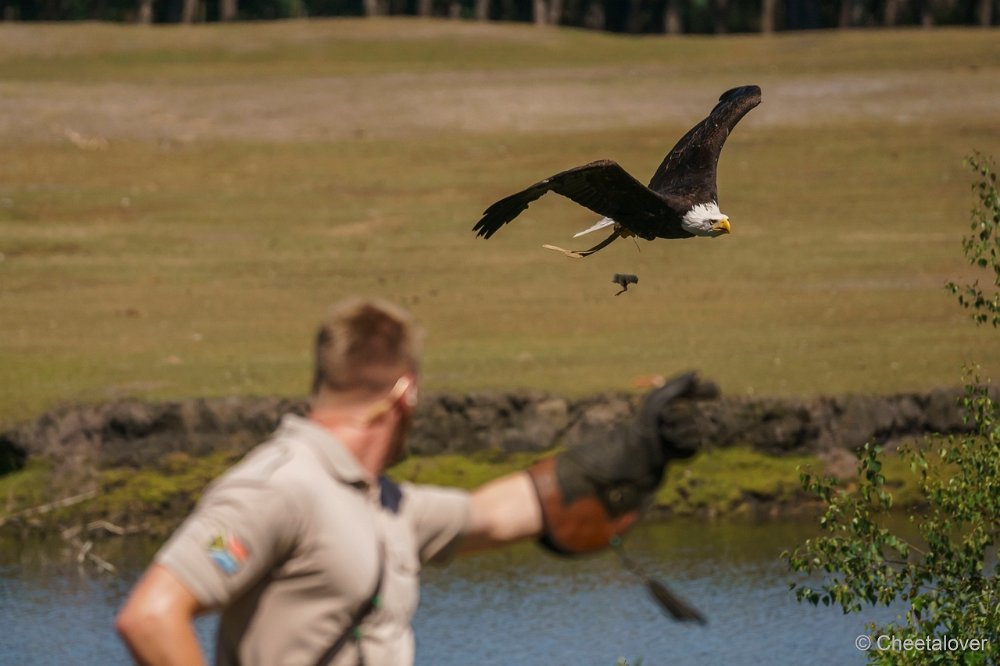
[1,20,999,427]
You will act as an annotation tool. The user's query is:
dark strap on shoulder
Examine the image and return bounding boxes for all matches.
[315,543,386,666]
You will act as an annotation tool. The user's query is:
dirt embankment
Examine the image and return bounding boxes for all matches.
[1,383,983,479]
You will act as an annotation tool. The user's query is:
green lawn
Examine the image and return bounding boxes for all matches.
[1,21,999,427]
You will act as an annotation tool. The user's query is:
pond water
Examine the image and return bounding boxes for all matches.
[0,519,903,665]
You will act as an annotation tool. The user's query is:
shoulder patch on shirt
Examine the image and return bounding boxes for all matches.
[207,531,249,575]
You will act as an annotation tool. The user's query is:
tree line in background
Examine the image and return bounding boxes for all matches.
[0,0,996,33]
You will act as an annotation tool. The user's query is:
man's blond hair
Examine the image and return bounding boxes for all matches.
[312,299,421,400]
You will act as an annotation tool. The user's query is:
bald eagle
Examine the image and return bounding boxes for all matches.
[472,85,761,258]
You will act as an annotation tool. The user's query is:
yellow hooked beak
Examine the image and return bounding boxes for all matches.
[712,218,731,234]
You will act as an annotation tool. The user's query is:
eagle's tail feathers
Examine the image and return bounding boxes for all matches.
[573,217,616,238]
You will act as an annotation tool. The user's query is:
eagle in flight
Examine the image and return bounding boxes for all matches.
[472,85,761,258]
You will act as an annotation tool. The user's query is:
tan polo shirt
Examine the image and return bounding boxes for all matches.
[156,414,471,666]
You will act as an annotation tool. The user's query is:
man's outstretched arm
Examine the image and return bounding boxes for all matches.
[459,371,712,557]
[460,471,543,553]
[116,564,207,666]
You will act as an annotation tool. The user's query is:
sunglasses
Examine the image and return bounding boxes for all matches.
[362,375,417,424]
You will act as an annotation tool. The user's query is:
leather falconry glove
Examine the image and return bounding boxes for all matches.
[527,371,717,556]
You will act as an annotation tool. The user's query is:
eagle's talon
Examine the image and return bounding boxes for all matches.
[542,244,585,259]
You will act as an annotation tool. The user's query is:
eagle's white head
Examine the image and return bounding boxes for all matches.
[681,202,731,237]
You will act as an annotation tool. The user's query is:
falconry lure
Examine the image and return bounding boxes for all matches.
[612,273,638,296]
[473,85,761,258]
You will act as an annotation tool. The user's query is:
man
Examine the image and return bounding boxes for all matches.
[117,298,706,665]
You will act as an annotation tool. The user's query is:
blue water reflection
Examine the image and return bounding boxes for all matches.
[0,520,903,665]
[415,520,902,665]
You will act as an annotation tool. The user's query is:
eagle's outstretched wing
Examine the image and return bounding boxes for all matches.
[647,85,761,204]
[473,160,672,240]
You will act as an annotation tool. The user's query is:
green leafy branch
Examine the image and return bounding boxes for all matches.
[784,382,999,663]
[947,153,1000,328]
[786,153,1000,665]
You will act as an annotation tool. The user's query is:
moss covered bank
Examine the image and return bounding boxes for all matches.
[1,384,979,536]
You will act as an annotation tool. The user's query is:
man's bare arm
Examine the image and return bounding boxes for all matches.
[116,564,207,666]
[460,471,543,553]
